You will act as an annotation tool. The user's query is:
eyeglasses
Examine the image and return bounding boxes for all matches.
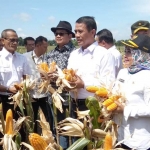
[4,38,19,43]
[54,32,69,36]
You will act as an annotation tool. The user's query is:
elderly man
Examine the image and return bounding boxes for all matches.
[47,20,75,150]
[24,36,51,133]
[96,29,122,77]
[0,29,31,149]
[24,36,35,52]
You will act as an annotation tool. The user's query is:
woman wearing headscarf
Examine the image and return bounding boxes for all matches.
[113,34,150,150]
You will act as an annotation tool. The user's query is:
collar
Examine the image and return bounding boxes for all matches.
[32,50,43,59]
[55,41,74,52]
[0,47,17,58]
[78,41,98,53]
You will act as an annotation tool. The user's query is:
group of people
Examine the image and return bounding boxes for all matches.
[0,16,150,150]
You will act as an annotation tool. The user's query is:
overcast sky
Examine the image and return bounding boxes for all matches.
[0,0,150,40]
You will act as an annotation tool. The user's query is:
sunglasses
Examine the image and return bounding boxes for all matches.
[54,32,69,36]
[4,38,19,43]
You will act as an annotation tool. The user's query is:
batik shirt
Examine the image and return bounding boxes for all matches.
[46,41,75,70]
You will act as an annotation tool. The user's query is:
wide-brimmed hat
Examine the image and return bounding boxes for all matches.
[121,34,150,53]
[51,21,75,38]
[131,20,149,34]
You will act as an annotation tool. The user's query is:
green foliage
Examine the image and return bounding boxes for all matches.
[67,137,90,150]
[85,96,101,129]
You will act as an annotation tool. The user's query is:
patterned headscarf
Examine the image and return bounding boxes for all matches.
[128,49,150,74]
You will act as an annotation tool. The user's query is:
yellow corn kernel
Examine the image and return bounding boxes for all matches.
[29,133,48,150]
[104,132,113,150]
[102,99,114,107]
[109,95,120,101]
[86,86,99,93]
[107,103,117,111]
[95,88,108,97]
[5,109,13,135]
[39,62,49,73]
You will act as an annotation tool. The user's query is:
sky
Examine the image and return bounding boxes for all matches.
[0,0,150,41]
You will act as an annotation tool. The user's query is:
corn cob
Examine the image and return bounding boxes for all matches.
[86,86,99,93]
[5,109,13,135]
[29,133,48,150]
[104,132,113,150]
[102,98,114,107]
[107,103,118,111]
[95,87,108,97]
[39,62,49,73]
[63,68,76,82]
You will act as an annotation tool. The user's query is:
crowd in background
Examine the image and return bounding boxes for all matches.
[0,16,150,150]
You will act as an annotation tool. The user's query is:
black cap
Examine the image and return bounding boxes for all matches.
[131,20,149,34]
[121,34,150,53]
[51,21,75,38]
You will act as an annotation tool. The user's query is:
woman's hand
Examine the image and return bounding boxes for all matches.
[8,86,17,94]
[113,101,125,113]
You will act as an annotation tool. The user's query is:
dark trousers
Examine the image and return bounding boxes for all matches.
[32,97,53,133]
[71,99,87,150]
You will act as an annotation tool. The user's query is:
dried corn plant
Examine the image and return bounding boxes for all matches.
[0,106,26,150]
[21,109,62,150]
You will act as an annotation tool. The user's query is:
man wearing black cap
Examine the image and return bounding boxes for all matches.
[46,21,75,150]
[131,20,150,37]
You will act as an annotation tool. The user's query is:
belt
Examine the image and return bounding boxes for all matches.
[32,97,48,101]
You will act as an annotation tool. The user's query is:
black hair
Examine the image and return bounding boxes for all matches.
[96,29,113,44]
[35,36,48,45]
[24,37,35,45]
[76,16,97,32]
[1,29,16,38]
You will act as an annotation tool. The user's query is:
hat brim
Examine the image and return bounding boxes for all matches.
[51,27,75,38]
[121,41,136,48]
[133,27,149,34]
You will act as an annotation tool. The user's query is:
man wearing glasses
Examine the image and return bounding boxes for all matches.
[46,21,75,150]
[0,29,31,149]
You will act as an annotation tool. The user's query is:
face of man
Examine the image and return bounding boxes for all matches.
[75,23,95,50]
[37,40,48,55]
[25,40,35,52]
[0,40,3,51]
[54,29,72,48]
[3,31,18,54]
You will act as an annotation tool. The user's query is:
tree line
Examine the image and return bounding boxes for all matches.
[18,37,127,47]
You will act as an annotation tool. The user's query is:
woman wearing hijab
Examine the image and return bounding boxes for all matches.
[113,34,150,150]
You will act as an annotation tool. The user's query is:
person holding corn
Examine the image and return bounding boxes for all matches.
[113,34,150,150]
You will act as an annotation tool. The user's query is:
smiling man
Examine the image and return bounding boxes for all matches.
[46,20,75,150]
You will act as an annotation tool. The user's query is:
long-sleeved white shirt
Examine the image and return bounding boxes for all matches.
[23,50,48,98]
[0,47,31,95]
[108,45,122,77]
[67,42,116,99]
[113,69,150,149]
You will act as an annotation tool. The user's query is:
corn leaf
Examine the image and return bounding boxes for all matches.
[67,137,90,150]
[85,96,101,129]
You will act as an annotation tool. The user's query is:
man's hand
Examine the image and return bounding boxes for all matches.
[69,75,84,89]
[8,86,17,94]
[48,71,58,81]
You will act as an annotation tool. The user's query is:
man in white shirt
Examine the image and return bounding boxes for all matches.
[24,36,51,133]
[0,29,31,148]
[0,38,3,51]
[96,29,122,77]
[67,16,116,115]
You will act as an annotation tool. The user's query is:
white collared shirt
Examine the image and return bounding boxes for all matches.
[67,42,116,99]
[0,47,31,95]
[113,69,150,149]
[108,45,122,77]
[23,50,48,98]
